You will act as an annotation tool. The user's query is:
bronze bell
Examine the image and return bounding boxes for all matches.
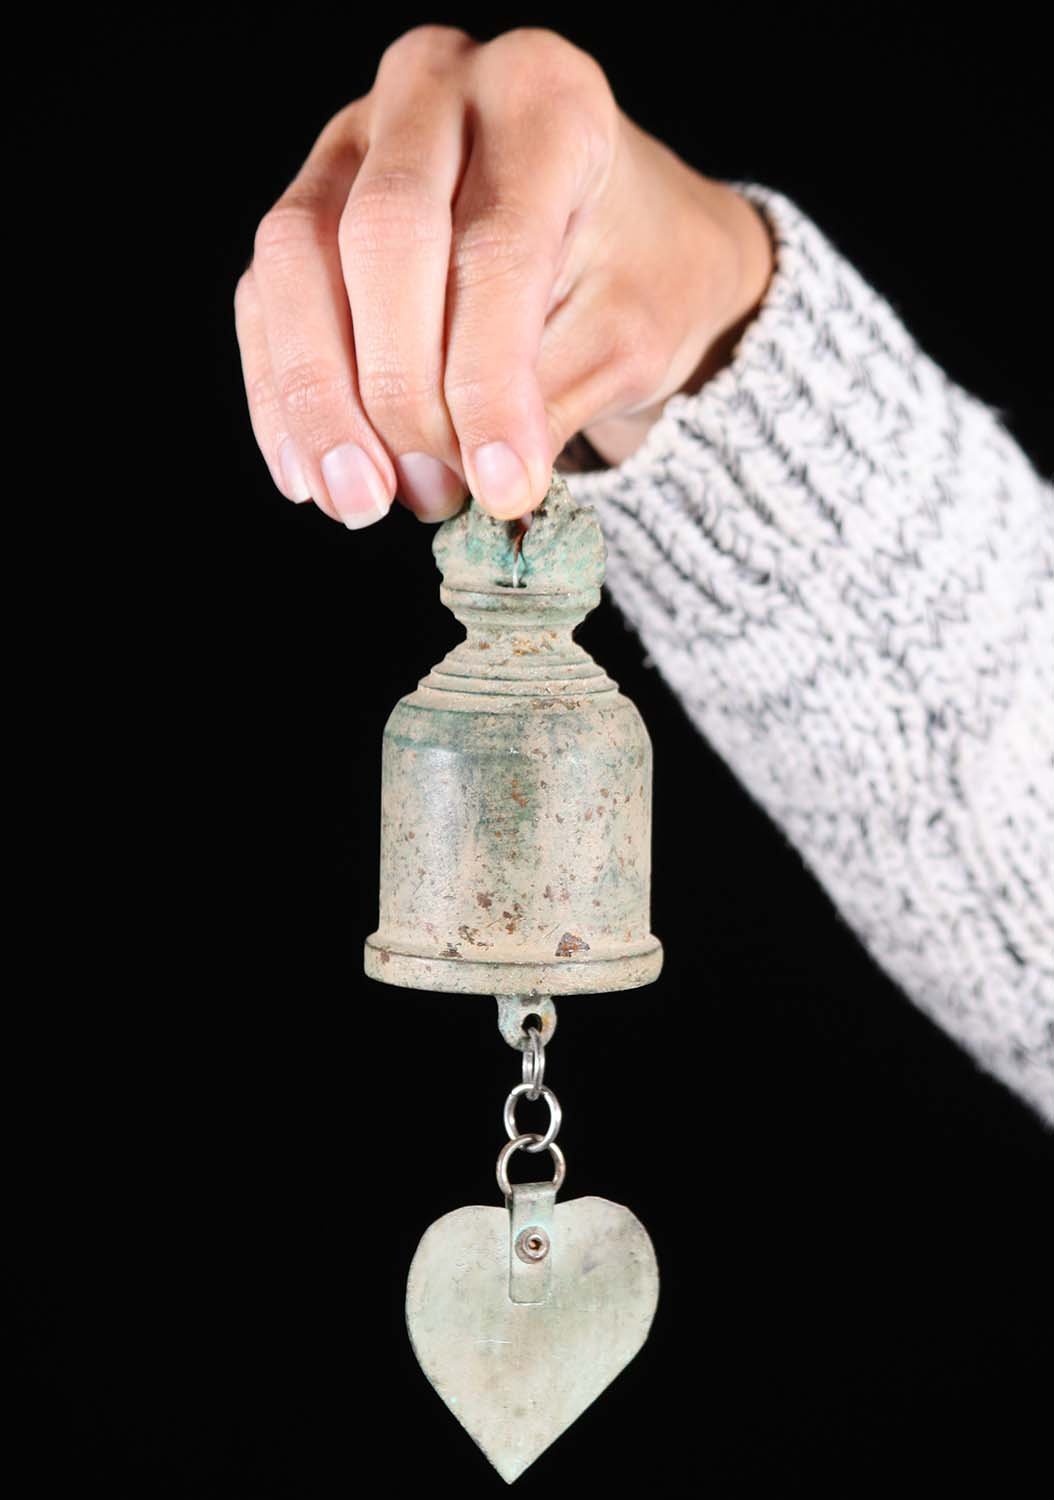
[364,472,662,1011]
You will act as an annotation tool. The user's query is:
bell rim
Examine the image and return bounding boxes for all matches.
[363,936,663,996]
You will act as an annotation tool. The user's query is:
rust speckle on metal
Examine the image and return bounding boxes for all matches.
[363,472,663,997]
[555,932,591,958]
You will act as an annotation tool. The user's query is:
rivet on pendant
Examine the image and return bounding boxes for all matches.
[515,1225,551,1264]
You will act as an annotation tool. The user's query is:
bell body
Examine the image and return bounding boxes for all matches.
[364,478,663,997]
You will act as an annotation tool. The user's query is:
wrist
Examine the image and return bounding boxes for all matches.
[578,182,775,470]
[677,182,775,396]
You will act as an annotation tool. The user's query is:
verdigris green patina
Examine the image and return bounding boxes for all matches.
[405,1191,659,1484]
[364,470,663,997]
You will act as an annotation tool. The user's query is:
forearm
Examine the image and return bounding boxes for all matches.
[562,182,1054,1123]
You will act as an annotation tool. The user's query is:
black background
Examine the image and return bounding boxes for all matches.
[11,6,1052,1496]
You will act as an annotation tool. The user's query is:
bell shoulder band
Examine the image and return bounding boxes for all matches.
[559,181,1054,1126]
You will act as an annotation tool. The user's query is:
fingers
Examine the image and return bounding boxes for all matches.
[235,26,620,531]
[440,37,614,518]
[338,32,470,522]
[442,135,577,520]
[250,126,396,529]
[234,267,314,506]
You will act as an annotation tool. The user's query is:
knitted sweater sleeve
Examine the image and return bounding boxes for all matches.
[561,181,1054,1125]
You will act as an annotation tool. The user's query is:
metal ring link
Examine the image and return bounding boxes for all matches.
[496,1133,566,1198]
[521,1025,545,1099]
[503,1083,561,1153]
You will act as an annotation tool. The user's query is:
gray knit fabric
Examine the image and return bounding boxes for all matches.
[564,182,1054,1124]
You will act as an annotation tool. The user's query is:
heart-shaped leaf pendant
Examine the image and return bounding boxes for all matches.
[405,1194,659,1483]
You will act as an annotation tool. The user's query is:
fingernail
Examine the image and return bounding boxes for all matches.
[395,452,466,522]
[320,443,391,529]
[277,438,313,503]
[471,441,531,518]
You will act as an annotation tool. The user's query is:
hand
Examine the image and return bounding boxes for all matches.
[234,25,774,527]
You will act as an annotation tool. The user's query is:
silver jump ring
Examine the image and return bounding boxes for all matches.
[521,1025,545,1099]
[504,1083,561,1152]
[496,1133,567,1198]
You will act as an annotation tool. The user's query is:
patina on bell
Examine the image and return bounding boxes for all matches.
[364,471,662,997]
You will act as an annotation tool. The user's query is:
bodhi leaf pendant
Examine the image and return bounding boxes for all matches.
[406,1170,659,1482]
[364,475,663,1482]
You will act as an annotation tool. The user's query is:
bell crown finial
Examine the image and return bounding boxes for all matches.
[433,470,606,599]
